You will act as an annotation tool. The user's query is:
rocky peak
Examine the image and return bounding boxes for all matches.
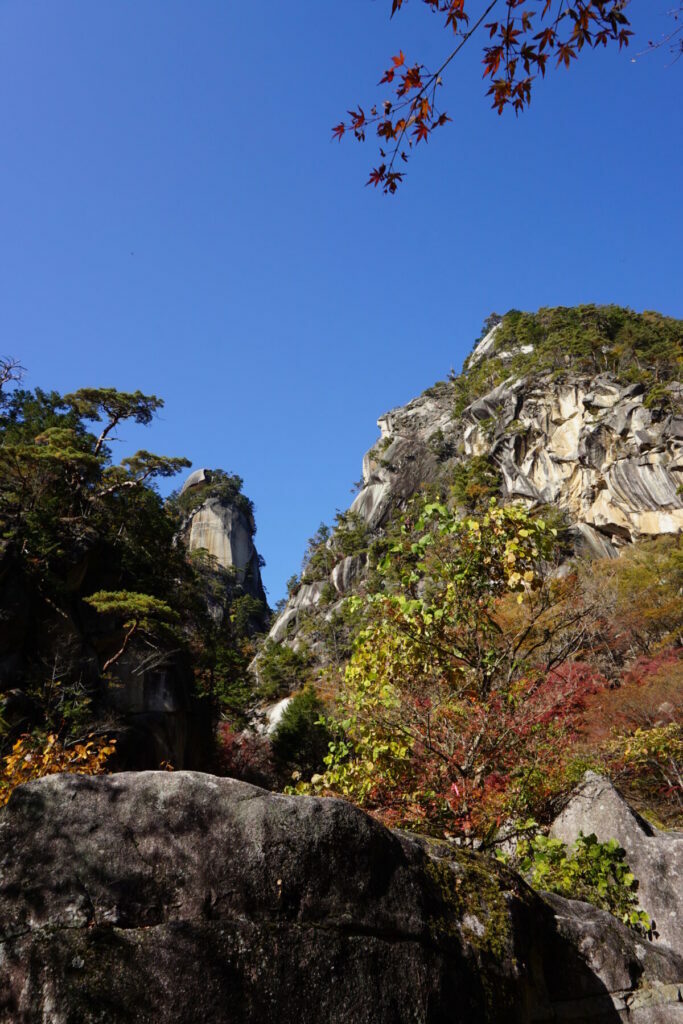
[176,468,267,608]
[266,305,682,659]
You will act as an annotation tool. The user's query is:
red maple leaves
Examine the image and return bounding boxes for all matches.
[333,0,632,192]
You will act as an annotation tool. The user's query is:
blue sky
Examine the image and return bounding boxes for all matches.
[0,1,681,602]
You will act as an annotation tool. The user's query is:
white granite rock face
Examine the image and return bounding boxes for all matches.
[264,696,292,735]
[188,499,254,576]
[179,473,266,607]
[268,366,682,653]
[358,373,683,554]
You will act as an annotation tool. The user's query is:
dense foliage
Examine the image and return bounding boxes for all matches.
[513,831,651,934]
[257,640,313,701]
[168,468,256,531]
[271,686,332,777]
[0,732,115,808]
[297,510,370,587]
[295,494,682,845]
[297,501,594,838]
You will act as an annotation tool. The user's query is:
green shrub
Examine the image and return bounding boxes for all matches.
[515,832,651,935]
[271,686,332,776]
[169,469,256,530]
[257,640,312,700]
[300,512,370,585]
[427,428,456,461]
[454,305,682,415]
[451,456,501,511]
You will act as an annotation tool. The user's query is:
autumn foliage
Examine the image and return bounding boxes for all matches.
[333,0,632,191]
[0,733,115,808]
[297,501,607,841]
[296,496,682,842]
[216,720,277,789]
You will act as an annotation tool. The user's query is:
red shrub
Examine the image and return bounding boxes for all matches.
[216,722,278,790]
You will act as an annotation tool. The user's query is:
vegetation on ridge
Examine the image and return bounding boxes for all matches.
[293,495,682,844]
[453,305,683,414]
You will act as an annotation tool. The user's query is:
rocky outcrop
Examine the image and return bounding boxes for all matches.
[1,771,681,1024]
[353,374,682,548]
[180,469,266,607]
[551,772,683,953]
[268,333,682,653]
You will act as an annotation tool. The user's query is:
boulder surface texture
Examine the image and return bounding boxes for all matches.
[1,772,682,1024]
[551,771,683,953]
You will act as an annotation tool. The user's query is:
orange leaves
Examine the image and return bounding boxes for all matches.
[482,0,632,115]
[446,0,469,33]
[396,63,424,97]
[555,41,577,68]
[0,732,116,807]
[379,50,406,85]
[332,45,450,192]
[483,45,504,79]
[413,121,430,144]
[348,107,366,137]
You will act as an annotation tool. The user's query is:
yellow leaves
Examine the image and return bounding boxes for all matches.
[0,732,115,808]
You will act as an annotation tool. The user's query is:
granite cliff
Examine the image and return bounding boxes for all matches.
[265,306,682,659]
[178,468,267,611]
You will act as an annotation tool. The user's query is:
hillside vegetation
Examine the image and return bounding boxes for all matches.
[1,306,681,844]
[258,305,683,838]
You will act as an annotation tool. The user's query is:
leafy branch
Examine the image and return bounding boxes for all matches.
[333,0,632,192]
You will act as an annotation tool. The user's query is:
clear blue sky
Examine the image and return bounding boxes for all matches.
[0,1,681,602]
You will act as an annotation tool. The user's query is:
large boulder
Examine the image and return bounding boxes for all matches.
[0,771,681,1023]
[550,772,683,953]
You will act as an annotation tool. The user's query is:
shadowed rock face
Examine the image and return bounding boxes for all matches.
[0,772,681,1024]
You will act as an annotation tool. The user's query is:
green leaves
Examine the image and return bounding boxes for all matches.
[516,831,651,935]
[83,590,178,625]
[83,590,180,672]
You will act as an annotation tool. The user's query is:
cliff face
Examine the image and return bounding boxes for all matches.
[179,468,267,612]
[268,308,682,655]
[355,358,682,554]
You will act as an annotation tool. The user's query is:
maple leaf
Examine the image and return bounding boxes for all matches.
[413,121,430,143]
[366,165,387,187]
[335,0,635,192]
